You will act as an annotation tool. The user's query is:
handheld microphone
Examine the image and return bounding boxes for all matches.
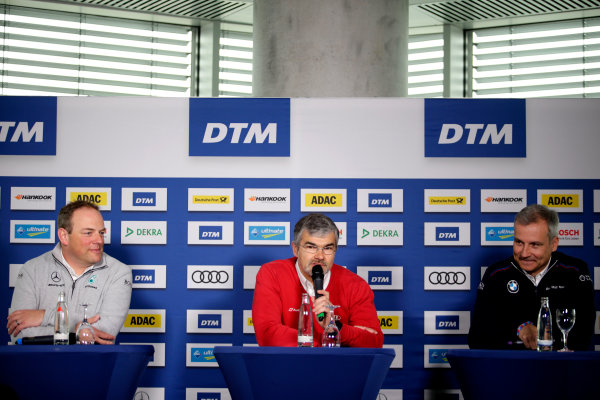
[311,265,325,321]
[16,333,76,345]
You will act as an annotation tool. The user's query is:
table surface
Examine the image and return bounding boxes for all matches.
[214,346,396,400]
[0,344,154,400]
[447,349,600,400]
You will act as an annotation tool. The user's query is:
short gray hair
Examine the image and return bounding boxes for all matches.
[293,213,339,247]
[514,204,559,241]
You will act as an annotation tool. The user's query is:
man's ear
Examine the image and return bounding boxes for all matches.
[57,228,69,246]
[292,242,299,258]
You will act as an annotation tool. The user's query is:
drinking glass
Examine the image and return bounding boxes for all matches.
[555,308,575,352]
[321,305,340,347]
[76,304,95,345]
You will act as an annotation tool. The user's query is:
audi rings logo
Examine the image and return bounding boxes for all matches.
[428,271,466,285]
[192,270,229,284]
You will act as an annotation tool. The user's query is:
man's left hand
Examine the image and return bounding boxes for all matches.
[86,314,116,345]
[7,309,44,336]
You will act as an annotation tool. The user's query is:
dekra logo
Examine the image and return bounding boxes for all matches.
[126,227,163,237]
[436,227,459,241]
[369,193,392,207]
[436,315,459,329]
[198,314,222,328]
[133,269,155,284]
[368,271,392,285]
[133,192,156,206]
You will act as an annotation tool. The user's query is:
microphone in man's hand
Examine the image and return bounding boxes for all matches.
[311,265,325,321]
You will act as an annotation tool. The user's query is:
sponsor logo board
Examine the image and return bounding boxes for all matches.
[120,343,166,367]
[10,187,56,210]
[383,344,403,369]
[356,266,403,290]
[121,221,167,245]
[356,189,403,213]
[66,187,111,211]
[424,223,470,246]
[595,190,600,213]
[244,188,290,212]
[131,265,167,289]
[357,222,403,246]
[424,344,469,368]
[244,222,290,245]
[243,265,260,290]
[334,221,347,246]
[187,310,233,333]
[243,310,254,334]
[596,223,600,247]
[481,223,514,246]
[424,390,463,400]
[188,221,234,245]
[557,223,583,246]
[121,188,167,211]
[377,311,403,334]
[424,267,470,291]
[188,188,234,212]
[134,388,165,400]
[186,343,232,367]
[480,189,527,213]
[537,189,583,213]
[10,220,55,243]
[185,388,232,400]
[424,311,470,334]
[187,265,233,289]
[121,309,166,333]
[301,189,347,212]
[424,189,470,213]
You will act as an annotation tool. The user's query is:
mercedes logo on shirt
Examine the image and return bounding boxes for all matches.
[50,271,61,283]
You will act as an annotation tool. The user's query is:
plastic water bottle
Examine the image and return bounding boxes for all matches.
[537,296,553,351]
[54,291,69,345]
[298,293,313,347]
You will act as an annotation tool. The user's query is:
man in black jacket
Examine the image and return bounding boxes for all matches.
[468,204,595,350]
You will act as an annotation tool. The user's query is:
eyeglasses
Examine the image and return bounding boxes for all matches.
[301,243,336,255]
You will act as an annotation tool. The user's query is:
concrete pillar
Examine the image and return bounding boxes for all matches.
[253,0,409,97]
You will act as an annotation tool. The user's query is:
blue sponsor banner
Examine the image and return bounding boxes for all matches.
[198,394,221,400]
[189,98,290,157]
[436,315,459,330]
[133,192,156,206]
[0,96,57,155]
[132,269,155,284]
[368,270,392,285]
[199,226,222,240]
[436,227,459,241]
[425,98,526,157]
[190,347,215,363]
[198,314,222,329]
[428,349,449,364]
[486,227,514,241]
[369,193,392,208]
[15,224,52,239]
[249,226,285,240]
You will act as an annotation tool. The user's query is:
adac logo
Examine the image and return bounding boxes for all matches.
[436,315,459,330]
[305,193,342,207]
[368,193,392,208]
[436,227,459,241]
[191,348,215,362]
[15,224,51,239]
[0,96,57,155]
[249,226,285,240]
[189,98,290,157]
[199,226,222,240]
[193,195,230,204]
[541,194,579,208]
[198,314,222,329]
[69,192,108,206]
[486,227,514,241]
[368,271,392,285]
[124,314,161,328]
[428,197,465,205]
[133,269,155,284]
[379,316,399,329]
[132,192,156,206]
[425,98,526,158]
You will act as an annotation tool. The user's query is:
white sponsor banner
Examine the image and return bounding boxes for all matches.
[377,311,403,335]
[424,344,469,368]
[424,222,470,246]
[596,312,600,335]
[300,188,347,212]
[10,187,56,210]
[188,221,234,245]
[424,266,470,291]
[188,188,234,212]
[186,310,233,333]
[102,220,111,245]
[244,188,290,212]
[424,311,470,334]
[356,189,403,213]
[383,344,403,369]
[121,309,166,333]
[121,221,167,245]
[121,188,167,211]
[65,187,111,210]
[595,223,600,246]
[594,267,600,291]
[243,265,260,289]
[186,343,232,367]
[10,220,55,243]
[120,343,166,367]
[334,221,347,246]
[480,189,527,213]
[356,266,403,290]
[424,189,470,213]
[595,190,600,213]
[244,221,290,245]
[537,189,583,213]
[243,310,254,334]
[134,387,165,400]
[186,388,232,400]
[378,389,403,400]
[130,265,167,289]
[187,265,234,289]
[481,222,514,246]
[9,264,22,287]
[557,222,584,246]
[357,222,403,246]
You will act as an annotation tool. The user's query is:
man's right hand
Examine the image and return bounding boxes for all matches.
[518,324,538,350]
[86,314,116,345]
[7,309,45,336]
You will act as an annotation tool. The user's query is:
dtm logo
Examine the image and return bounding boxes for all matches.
[369,271,392,285]
[198,394,221,400]
[0,96,57,155]
[425,98,526,157]
[189,98,290,157]
[198,314,222,329]
[199,226,222,240]
[436,227,459,241]
[369,193,392,208]
[436,315,459,330]
[133,269,155,284]
[133,192,156,206]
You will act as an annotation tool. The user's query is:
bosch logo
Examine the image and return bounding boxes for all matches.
[191,270,229,283]
[428,271,466,285]
[50,271,61,282]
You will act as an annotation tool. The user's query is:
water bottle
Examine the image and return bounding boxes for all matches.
[537,296,553,351]
[297,293,313,347]
[54,291,69,345]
